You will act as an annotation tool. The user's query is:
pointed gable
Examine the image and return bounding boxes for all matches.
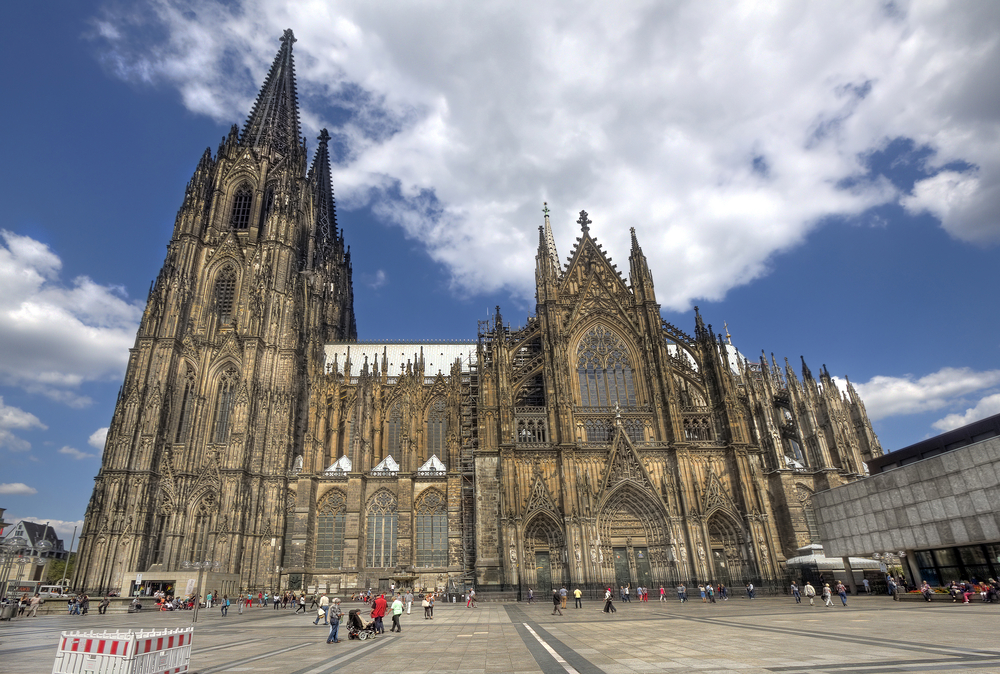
[524,469,559,517]
[372,455,400,475]
[600,424,655,495]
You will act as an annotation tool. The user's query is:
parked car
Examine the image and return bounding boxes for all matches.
[38,585,72,598]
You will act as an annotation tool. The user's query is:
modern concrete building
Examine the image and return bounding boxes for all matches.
[814,413,1000,586]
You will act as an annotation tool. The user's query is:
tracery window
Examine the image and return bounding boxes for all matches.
[258,184,275,231]
[211,367,239,444]
[365,491,398,568]
[215,267,237,325]
[414,490,448,567]
[316,491,347,568]
[385,400,402,456]
[576,325,637,408]
[426,398,447,457]
[174,368,196,444]
[230,184,253,230]
[190,499,213,561]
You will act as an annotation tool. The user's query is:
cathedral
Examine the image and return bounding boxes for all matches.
[74,31,882,598]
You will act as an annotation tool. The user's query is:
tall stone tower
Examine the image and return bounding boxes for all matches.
[74,30,355,595]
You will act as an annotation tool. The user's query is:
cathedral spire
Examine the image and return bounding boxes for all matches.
[309,128,338,261]
[242,29,301,154]
[542,202,560,273]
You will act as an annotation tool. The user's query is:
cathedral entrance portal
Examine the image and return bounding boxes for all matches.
[707,513,753,587]
[612,548,630,588]
[535,552,552,592]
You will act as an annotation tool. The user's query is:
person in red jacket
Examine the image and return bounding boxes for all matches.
[371,594,387,634]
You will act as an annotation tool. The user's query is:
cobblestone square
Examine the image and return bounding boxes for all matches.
[3,595,1000,673]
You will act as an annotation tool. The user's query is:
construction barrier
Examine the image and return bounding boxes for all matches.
[51,627,193,674]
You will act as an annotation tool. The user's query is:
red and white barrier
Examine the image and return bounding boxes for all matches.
[52,627,193,674]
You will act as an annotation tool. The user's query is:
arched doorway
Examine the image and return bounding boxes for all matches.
[597,485,671,589]
[707,512,754,586]
[523,514,564,592]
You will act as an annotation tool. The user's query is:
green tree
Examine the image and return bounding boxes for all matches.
[46,552,76,584]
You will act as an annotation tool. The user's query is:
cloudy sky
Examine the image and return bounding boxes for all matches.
[2,0,999,544]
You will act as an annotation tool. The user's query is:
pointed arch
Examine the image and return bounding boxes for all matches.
[365,489,398,568]
[316,489,347,569]
[707,511,755,585]
[384,398,403,457]
[188,494,216,562]
[414,488,447,567]
[573,323,639,408]
[597,482,668,546]
[214,265,238,325]
[523,511,564,551]
[211,366,240,444]
[174,362,197,444]
[230,182,253,230]
[425,396,447,459]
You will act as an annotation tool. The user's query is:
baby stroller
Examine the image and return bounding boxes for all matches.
[347,609,377,640]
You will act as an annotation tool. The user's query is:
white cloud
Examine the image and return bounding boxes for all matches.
[0,483,38,495]
[852,367,1000,421]
[0,231,143,403]
[88,427,108,450]
[58,446,97,461]
[363,269,387,290]
[932,393,1000,432]
[0,396,45,452]
[90,2,1000,307]
[4,515,85,547]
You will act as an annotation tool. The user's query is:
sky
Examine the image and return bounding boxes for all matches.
[1,0,999,546]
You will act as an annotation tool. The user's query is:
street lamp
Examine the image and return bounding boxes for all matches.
[181,560,221,623]
[1,535,53,597]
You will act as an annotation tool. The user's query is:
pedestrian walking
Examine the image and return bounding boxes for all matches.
[405,590,413,615]
[559,586,568,609]
[527,588,534,603]
[837,581,848,606]
[862,578,870,595]
[573,587,582,608]
[677,584,687,602]
[603,587,616,614]
[315,593,330,625]
[552,590,563,615]
[804,581,816,605]
[371,594,387,634]
[390,595,404,632]
[221,595,229,616]
[27,593,42,617]
[422,594,432,619]
[791,582,801,603]
[327,598,342,643]
[746,582,755,599]
[659,585,666,602]
[707,583,716,603]
[822,583,834,607]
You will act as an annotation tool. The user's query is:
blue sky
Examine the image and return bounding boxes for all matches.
[2,1,999,544]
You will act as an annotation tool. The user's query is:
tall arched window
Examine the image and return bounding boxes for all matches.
[174,368,196,444]
[211,367,239,444]
[366,491,398,568]
[316,491,347,568]
[385,400,402,456]
[258,184,275,232]
[230,184,253,230]
[426,398,447,456]
[576,325,637,408]
[415,490,448,567]
[215,267,237,325]
[190,499,213,561]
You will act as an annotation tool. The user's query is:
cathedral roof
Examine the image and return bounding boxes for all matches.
[325,341,478,374]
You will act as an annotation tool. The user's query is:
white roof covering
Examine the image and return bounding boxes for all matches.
[785,543,882,570]
[325,455,352,473]
[418,454,447,473]
[373,455,400,473]
[325,342,478,375]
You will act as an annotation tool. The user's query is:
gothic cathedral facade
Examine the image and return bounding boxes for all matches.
[74,32,882,596]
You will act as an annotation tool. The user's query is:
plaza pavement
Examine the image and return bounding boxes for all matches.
[2,594,1000,673]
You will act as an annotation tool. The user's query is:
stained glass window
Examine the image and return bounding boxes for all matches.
[426,398,446,456]
[386,400,402,456]
[576,325,637,408]
[211,367,239,444]
[230,184,253,230]
[215,267,237,325]
[316,491,347,568]
[366,491,397,568]
[415,490,448,567]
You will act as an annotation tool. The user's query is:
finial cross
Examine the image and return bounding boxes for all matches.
[577,210,591,233]
[318,129,331,144]
[542,202,550,217]
[281,29,297,44]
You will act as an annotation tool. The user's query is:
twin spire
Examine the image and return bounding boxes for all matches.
[243,28,301,154]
